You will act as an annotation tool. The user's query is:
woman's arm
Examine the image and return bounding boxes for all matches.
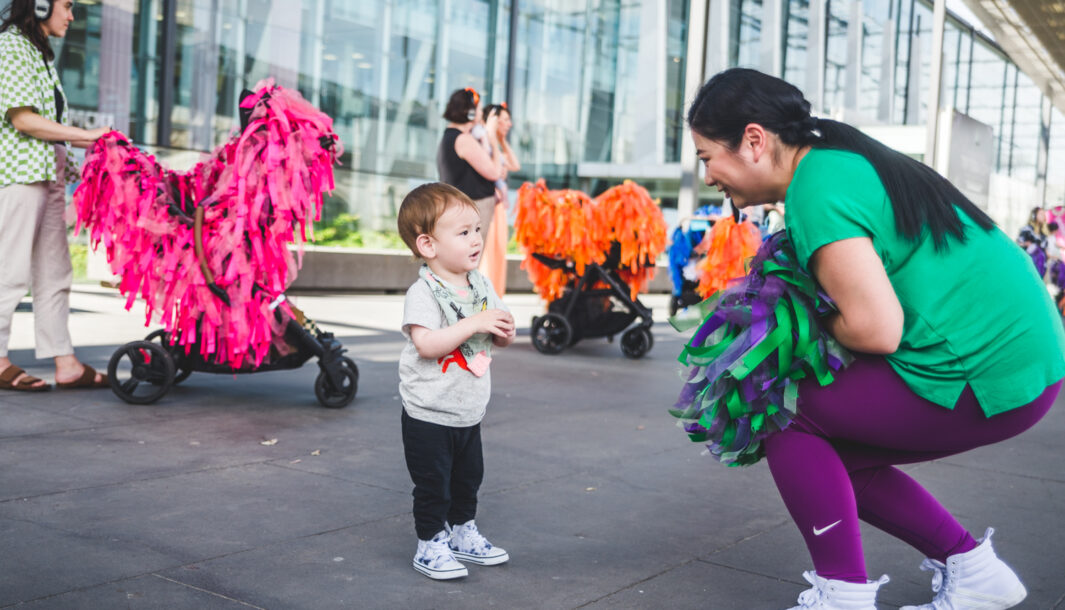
[6,107,108,143]
[810,237,903,354]
[454,132,504,182]
[499,138,520,172]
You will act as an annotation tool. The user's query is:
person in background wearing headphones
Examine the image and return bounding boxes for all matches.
[436,88,505,243]
[0,0,112,392]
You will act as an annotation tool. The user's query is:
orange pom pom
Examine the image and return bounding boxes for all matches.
[695,216,762,298]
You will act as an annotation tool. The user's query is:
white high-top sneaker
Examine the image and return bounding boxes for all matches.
[787,571,890,610]
[446,519,509,565]
[412,530,468,580]
[899,528,1026,610]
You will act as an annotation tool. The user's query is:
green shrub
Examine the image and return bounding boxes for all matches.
[70,243,88,282]
[313,213,406,249]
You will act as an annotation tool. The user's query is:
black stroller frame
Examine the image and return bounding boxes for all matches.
[529,243,654,358]
[109,303,358,408]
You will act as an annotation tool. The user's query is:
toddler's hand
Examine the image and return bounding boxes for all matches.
[470,309,515,338]
[497,311,516,339]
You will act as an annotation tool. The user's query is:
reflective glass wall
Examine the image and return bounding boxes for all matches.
[1,0,1060,238]
[0,0,692,236]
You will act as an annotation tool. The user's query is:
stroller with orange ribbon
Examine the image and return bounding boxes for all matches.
[515,180,667,358]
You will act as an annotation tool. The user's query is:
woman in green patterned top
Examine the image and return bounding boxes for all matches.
[686,68,1064,610]
[0,0,111,392]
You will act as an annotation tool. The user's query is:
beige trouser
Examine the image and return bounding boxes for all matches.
[0,172,74,359]
[473,195,496,237]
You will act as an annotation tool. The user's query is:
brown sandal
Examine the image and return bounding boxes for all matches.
[56,364,109,390]
[0,365,52,392]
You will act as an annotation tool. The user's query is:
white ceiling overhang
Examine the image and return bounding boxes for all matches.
[961,0,1065,114]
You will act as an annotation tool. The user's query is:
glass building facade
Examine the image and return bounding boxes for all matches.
[2,0,1062,241]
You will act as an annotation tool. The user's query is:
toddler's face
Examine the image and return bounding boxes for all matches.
[423,201,483,282]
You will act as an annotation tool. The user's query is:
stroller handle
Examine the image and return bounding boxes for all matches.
[532,252,572,271]
[194,206,231,306]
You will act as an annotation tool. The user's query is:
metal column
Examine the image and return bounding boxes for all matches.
[505,0,519,107]
[844,0,862,111]
[1036,95,1052,206]
[677,0,709,220]
[806,0,826,113]
[924,0,946,170]
[156,0,177,146]
[878,18,896,122]
[761,0,783,77]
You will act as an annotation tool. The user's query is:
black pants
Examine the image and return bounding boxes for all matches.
[402,409,484,540]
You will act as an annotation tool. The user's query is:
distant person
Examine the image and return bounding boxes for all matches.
[479,102,520,297]
[685,68,1063,609]
[396,182,515,580]
[437,88,504,251]
[1017,206,1049,277]
[762,201,785,236]
[0,0,111,393]
[1047,222,1065,308]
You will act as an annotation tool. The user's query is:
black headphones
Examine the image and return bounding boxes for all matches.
[34,0,53,21]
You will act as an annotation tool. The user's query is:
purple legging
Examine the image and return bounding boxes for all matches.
[765,354,1060,583]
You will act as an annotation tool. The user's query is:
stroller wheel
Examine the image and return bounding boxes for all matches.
[531,313,572,355]
[145,329,192,384]
[315,357,358,408]
[620,327,653,359]
[108,341,176,404]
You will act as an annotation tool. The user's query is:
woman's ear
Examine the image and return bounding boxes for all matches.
[415,233,435,259]
[742,123,769,162]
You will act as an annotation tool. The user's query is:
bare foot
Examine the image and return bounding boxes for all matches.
[54,361,104,386]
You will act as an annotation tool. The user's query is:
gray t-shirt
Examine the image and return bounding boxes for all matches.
[399,277,508,427]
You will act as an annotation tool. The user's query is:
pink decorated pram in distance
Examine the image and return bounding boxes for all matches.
[74,81,357,407]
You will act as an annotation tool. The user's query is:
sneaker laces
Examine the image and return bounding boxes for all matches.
[795,571,824,608]
[420,535,454,568]
[918,558,949,609]
[919,558,947,592]
[456,522,491,552]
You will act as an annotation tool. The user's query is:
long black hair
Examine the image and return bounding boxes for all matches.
[687,68,994,248]
[0,0,54,62]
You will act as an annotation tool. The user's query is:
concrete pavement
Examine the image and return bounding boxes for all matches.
[1,285,1063,609]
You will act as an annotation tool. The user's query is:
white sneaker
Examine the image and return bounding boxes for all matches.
[900,528,1026,610]
[788,571,890,610]
[412,530,468,580]
[446,520,509,566]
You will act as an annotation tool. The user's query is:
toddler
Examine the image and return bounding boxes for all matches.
[396,182,516,580]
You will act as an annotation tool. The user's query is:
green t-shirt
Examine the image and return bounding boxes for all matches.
[786,148,1065,416]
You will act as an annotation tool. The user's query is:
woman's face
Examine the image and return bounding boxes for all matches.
[41,1,75,38]
[1036,209,1047,223]
[496,110,512,135]
[692,130,777,208]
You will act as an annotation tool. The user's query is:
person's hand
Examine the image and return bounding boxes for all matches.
[484,112,501,143]
[85,126,111,141]
[469,308,514,338]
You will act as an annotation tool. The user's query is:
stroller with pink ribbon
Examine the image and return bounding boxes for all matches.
[74,82,357,407]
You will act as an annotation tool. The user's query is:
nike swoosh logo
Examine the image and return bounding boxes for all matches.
[813,520,842,536]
